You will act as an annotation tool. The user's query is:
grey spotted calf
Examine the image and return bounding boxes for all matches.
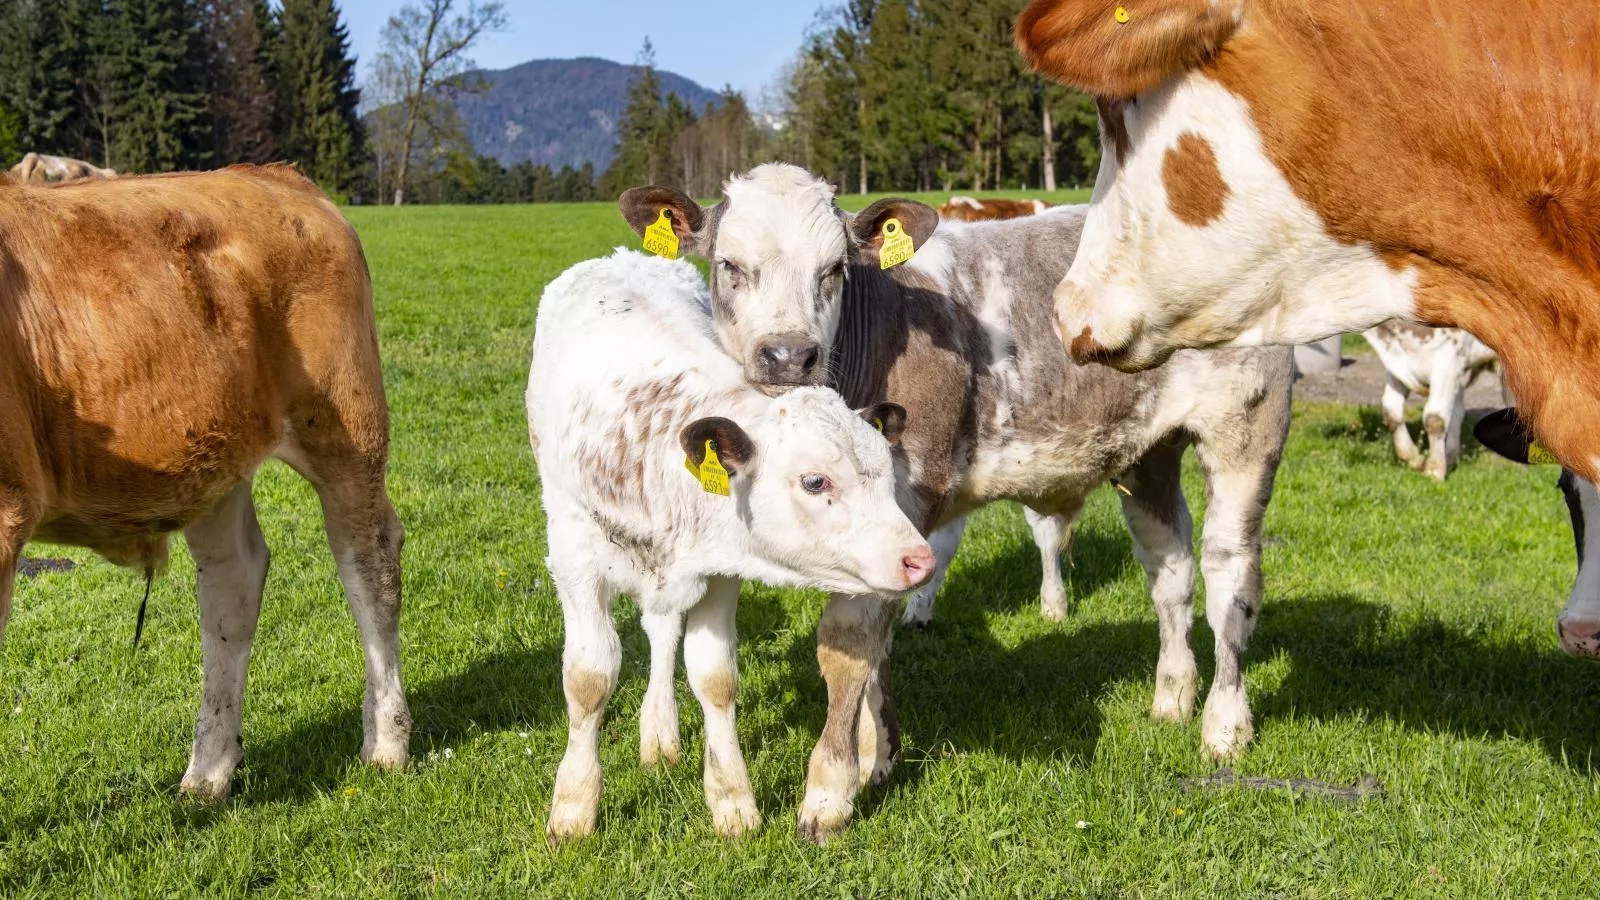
[622,164,1294,839]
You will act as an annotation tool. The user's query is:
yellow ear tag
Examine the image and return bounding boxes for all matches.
[684,439,731,496]
[1114,6,1130,23]
[879,217,915,270]
[1527,442,1559,465]
[643,208,680,260]
[872,417,885,433]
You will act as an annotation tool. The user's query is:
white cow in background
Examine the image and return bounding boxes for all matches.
[10,152,116,183]
[1365,321,1499,481]
[526,249,934,841]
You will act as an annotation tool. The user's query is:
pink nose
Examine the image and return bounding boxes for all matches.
[1556,616,1600,659]
[901,545,936,589]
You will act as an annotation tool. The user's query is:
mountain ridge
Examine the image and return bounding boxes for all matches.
[452,57,721,172]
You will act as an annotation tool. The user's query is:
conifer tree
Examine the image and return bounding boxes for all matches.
[275,0,363,197]
[203,0,277,164]
[109,0,210,173]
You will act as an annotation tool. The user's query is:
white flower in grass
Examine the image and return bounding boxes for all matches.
[1075,820,1089,830]
[518,732,529,740]
[443,747,454,760]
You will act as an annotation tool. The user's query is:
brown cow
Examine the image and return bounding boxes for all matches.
[11,152,117,184]
[0,165,409,800]
[1016,0,1600,479]
[937,195,1053,221]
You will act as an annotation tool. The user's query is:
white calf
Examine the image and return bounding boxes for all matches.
[527,250,933,841]
[1365,321,1499,481]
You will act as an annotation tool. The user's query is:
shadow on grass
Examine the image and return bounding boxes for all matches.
[1315,405,1495,468]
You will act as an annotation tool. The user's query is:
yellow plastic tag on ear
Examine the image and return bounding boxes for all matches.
[1114,6,1130,23]
[872,417,885,433]
[684,440,730,496]
[1528,442,1559,465]
[879,217,915,270]
[643,208,680,260]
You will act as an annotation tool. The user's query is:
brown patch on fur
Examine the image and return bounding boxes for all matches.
[1097,98,1131,163]
[1069,326,1113,365]
[1016,0,1244,98]
[1162,133,1228,226]
[564,667,613,717]
[697,667,737,711]
[937,197,1053,222]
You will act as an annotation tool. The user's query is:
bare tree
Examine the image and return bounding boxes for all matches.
[375,0,507,205]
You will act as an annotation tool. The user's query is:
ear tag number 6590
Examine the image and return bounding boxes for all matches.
[879,217,915,270]
[644,208,680,260]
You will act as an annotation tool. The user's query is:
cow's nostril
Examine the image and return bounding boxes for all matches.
[758,345,782,371]
[798,345,820,374]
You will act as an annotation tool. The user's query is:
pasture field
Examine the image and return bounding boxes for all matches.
[2,196,1597,897]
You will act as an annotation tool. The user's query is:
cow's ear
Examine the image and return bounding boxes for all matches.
[849,199,939,267]
[859,402,909,446]
[681,417,756,476]
[620,186,715,256]
[1016,0,1245,99]
[1474,408,1535,464]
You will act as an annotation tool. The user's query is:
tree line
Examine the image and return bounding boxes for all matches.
[0,0,366,198]
[600,1,1101,201]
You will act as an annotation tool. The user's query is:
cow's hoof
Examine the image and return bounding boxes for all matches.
[1040,599,1069,622]
[178,773,233,802]
[797,790,854,843]
[1151,669,1198,723]
[362,743,408,772]
[709,794,762,838]
[545,805,598,844]
[641,735,681,769]
[1200,691,1254,758]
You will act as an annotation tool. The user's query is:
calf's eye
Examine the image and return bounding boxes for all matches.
[800,474,832,495]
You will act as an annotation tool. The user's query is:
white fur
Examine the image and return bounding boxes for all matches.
[1056,75,1420,366]
[1365,325,1499,480]
[528,249,929,839]
[1561,476,1600,657]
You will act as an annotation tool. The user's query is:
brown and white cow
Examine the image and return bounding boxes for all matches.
[10,152,117,184]
[0,165,409,799]
[1365,322,1500,481]
[623,164,1292,840]
[937,196,1053,221]
[1015,0,1600,480]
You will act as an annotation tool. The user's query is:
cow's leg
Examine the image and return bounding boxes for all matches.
[1381,374,1424,469]
[639,610,682,768]
[546,548,621,842]
[900,516,966,629]
[178,483,269,800]
[855,631,899,789]
[684,575,760,837]
[1117,447,1198,723]
[1422,349,1468,481]
[1026,502,1084,621]
[799,593,897,842]
[1192,444,1279,758]
[0,465,40,639]
[282,412,409,771]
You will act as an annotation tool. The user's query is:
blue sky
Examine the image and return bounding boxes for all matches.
[338,1,832,99]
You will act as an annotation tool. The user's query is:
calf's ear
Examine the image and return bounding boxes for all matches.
[1016,0,1245,99]
[850,199,939,267]
[859,402,909,446]
[1474,408,1536,464]
[619,186,715,255]
[681,417,757,475]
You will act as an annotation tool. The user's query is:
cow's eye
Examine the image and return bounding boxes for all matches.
[800,474,832,495]
[718,259,743,279]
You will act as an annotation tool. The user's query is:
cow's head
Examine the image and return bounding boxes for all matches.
[1476,408,1600,660]
[622,165,938,393]
[1016,0,1422,370]
[682,388,933,595]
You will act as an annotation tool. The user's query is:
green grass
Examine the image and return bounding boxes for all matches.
[2,201,1597,897]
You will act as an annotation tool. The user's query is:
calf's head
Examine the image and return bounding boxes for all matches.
[1476,409,1600,660]
[681,388,934,595]
[622,165,938,393]
[1016,0,1424,370]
